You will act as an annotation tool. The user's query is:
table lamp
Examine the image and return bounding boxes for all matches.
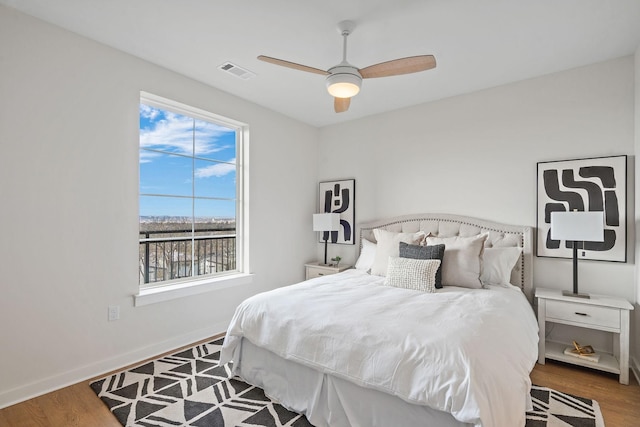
[313,213,340,265]
[550,211,605,299]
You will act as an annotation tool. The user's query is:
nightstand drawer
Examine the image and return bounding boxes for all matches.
[546,300,620,329]
[305,262,352,280]
[306,267,329,279]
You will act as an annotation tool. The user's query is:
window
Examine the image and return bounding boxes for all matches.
[138,93,247,289]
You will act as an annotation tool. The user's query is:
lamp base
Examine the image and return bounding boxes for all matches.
[562,290,590,299]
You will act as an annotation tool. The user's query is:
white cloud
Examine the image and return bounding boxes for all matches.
[195,159,236,178]
[140,109,235,158]
[140,104,160,120]
[139,149,160,164]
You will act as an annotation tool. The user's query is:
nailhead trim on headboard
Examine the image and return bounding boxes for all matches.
[357,214,533,303]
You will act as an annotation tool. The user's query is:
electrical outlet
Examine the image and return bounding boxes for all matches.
[108,305,120,321]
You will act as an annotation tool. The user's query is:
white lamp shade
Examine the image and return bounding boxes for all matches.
[326,69,362,98]
[313,213,340,232]
[327,80,360,98]
[550,211,605,242]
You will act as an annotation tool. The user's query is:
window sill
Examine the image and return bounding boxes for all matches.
[133,273,254,307]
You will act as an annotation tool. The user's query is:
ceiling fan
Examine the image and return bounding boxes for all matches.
[258,20,436,113]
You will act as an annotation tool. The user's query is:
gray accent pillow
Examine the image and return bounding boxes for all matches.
[399,242,445,289]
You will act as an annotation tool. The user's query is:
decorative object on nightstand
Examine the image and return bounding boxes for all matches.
[550,211,604,299]
[313,213,340,265]
[305,262,352,280]
[331,256,341,266]
[536,287,634,384]
[563,341,600,363]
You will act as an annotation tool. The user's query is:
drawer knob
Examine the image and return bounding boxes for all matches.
[318,273,324,276]
[575,312,588,316]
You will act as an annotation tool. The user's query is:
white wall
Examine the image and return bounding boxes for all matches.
[320,57,636,346]
[0,6,319,407]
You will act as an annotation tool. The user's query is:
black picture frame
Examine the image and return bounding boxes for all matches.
[536,155,627,262]
[318,179,356,245]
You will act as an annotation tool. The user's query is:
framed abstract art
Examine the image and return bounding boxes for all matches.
[536,155,627,262]
[318,179,355,245]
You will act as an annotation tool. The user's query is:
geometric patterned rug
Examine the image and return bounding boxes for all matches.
[90,337,604,427]
[527,385,605,427]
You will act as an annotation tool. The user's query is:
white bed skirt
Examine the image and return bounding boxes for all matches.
[235,338,470,427]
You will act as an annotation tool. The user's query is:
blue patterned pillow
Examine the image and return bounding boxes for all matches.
[399,242,445,289]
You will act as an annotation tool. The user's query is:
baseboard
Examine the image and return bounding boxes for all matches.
[0,322,228,409]
[631,355,640,385]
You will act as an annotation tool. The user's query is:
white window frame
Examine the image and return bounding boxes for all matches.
[134,92,251,306]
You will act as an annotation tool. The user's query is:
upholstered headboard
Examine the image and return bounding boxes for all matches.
[358,213,534,303]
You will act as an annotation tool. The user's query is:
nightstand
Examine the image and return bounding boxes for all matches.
[305,262,351,280]
[536,287,634,384]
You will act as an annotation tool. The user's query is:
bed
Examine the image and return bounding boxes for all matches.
[220,214,539,427]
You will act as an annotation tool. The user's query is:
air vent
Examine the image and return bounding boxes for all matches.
[218,62,256,80]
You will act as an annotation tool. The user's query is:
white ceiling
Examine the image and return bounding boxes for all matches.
[3,0,640,127]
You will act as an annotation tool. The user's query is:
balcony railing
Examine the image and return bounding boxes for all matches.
[139,228,236,285]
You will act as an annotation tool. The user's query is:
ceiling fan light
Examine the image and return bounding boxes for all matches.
[326,72,362,98]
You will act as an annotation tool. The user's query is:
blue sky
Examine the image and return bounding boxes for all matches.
[139,104,237,219]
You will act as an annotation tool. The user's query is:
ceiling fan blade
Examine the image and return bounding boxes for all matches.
[334,97,351,113]
[257,55,329,76]
[359,55,436,79]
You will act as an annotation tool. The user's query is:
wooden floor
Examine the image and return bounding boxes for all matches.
[1,354,638,426]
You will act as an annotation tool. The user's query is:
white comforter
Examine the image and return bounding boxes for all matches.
[221,269,539,427]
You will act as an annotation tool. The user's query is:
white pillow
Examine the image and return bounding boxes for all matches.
[481,247,522,287]
[384,257,440,293]
[371,229,426,277]
[425,233,488,289]
[355,238,377,272]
